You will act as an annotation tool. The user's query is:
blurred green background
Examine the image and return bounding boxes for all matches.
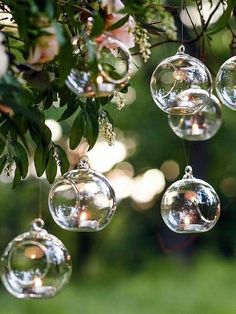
[1,1,236,313]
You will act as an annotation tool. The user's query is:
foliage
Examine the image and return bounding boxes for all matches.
[0,0,234,185]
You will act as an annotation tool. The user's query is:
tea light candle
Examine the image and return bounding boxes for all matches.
[191,122,204,135]
[79,212,99,229]
[32,278,56,296]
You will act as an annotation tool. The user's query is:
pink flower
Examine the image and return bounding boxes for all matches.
[27,28,59,65]
[102,0,124,13]
[0,104,13,115]
[100,0,135,49]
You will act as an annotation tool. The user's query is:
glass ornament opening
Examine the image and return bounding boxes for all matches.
[1,219,72,299]
[168,94,222,141]
[48,158,116,232]
[66,35,132,98]
[161,166,220,233]
[150,46,212,115]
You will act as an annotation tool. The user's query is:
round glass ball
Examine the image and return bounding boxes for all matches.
[161,173,220,233]
[48,168,116,232]
[216,56,236,110]
[66,35,132,98]
[1,219,72,299]
[168,94,222,141]
[150,50,212,115]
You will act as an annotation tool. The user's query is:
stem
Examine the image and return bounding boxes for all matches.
[58,0,92,15]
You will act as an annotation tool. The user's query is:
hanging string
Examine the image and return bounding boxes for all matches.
[179,1,192,168]
[38,180,43,219]
[181,0,185,46]
[181,138,192,167]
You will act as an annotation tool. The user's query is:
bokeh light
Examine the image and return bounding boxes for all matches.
[160,160,180,181]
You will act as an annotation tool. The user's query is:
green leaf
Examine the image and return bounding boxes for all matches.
[59,86,71,107]
[0,139,5,156]
[107,14,129,31]
[34,145,49,177]
[58,97,80,121]
[43,88,54,110]
[90,12,106,37]
[54,22,74,81]
[12,141,29,179]
[85,110,99,150]
[56,145,69,174]
[207,0,236,35]
[69,111,85,149]
[103,109,114,127]
[12,162,21,189]
[0,155,7,174]
[12,114,28,135]
[29,122,52,147]
[46,149,57,184]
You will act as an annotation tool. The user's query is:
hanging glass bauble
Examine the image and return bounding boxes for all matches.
[161,166,220,233]
[66,34,132,98]
[150,46,212,115]
[1,219,72,299]
[48,157,116,232]
[168,94,222,141]
[216,56,236,110]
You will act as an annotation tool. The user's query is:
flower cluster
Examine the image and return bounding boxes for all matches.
[98,111,116,146]
[134,25,151,63]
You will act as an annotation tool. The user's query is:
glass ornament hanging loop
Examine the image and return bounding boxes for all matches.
[1,219,72,299]
[150,45,212,115]
[161,166,220,233]
[168,94,222,141]
[66,33,132,98]
[48,156,116,232]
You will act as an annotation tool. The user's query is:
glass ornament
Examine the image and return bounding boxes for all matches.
[150,46,212,115]
[1,219,72,299]
[168,94,222,141]
[161,166,220,233]
[48,157,116,232]
[66,34,132,98]
[216,56,236,110]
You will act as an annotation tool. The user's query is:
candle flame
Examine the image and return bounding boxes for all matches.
[24,246,45,260]
[34,278,42,288]
[80,212,88,221]
[173,69,187,81]
[192,122,200,132]
[96,75,103,84]
[184,216,190,225]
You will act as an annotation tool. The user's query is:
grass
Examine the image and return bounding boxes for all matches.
[0,254,236,314]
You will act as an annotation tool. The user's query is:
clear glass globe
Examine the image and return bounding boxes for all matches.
[48,164,116,232]
[150,47,212,115]
[66,35,132,98]
[161,166,220,233]
[1,219,72,299]
[168,95,222,141]
[216,56,236,110]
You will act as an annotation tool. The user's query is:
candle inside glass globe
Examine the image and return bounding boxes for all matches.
[48,158,116,232]
[1,219,72,299]
[161,166,220,233]
[168,95,222,141]
[150,46,212,115]
[216,55,236,110]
